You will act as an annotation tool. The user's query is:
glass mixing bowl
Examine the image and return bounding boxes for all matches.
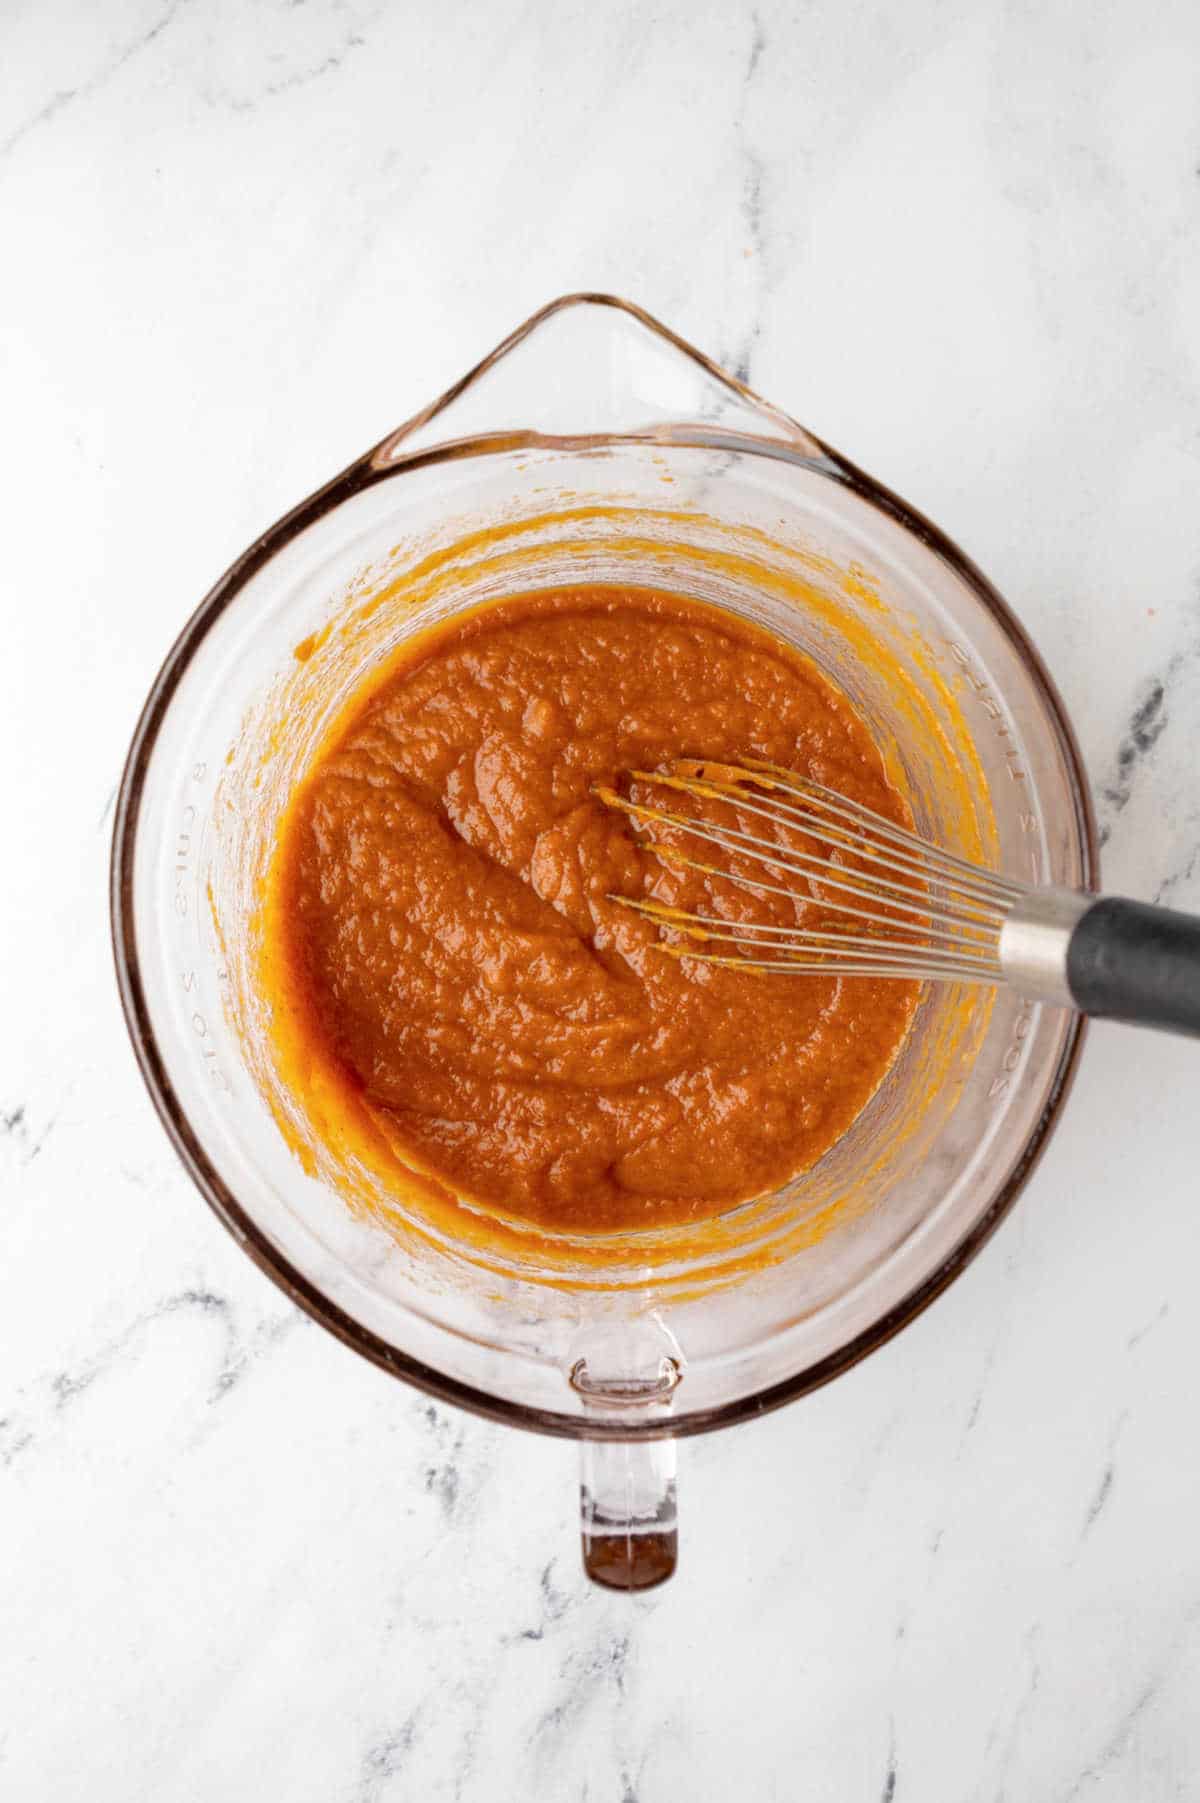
[111,296,1096,1588]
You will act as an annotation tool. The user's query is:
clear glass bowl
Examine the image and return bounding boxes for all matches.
[111,296,1095,1587]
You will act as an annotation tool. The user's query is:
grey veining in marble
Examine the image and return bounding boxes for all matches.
[3,0,1200,1797]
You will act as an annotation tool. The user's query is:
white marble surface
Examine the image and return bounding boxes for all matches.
[4,0,1200,1795]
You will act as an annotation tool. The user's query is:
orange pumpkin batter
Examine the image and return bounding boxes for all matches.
[266,587,917,1236]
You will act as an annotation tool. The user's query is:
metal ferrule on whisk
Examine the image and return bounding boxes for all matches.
[997,888,1089,1006]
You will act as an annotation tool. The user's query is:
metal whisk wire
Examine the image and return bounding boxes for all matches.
[597,759,1021,985]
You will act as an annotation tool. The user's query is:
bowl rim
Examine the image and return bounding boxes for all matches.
[110,294,1097,1442]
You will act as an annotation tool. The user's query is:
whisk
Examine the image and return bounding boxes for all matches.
[598,758,1200,1040]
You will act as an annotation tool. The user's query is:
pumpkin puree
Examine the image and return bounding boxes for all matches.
[265,586,917,1236]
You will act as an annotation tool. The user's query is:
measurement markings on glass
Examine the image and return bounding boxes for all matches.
[988,999,1034,1103]
[946,643,1037,835]
[175,761,232,1094]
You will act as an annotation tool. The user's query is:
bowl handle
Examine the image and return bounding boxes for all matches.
[570,1352,681,1590]
[579,1437,678,1591]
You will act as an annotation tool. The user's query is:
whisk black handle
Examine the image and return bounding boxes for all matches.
[1066,897,1200,1038]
